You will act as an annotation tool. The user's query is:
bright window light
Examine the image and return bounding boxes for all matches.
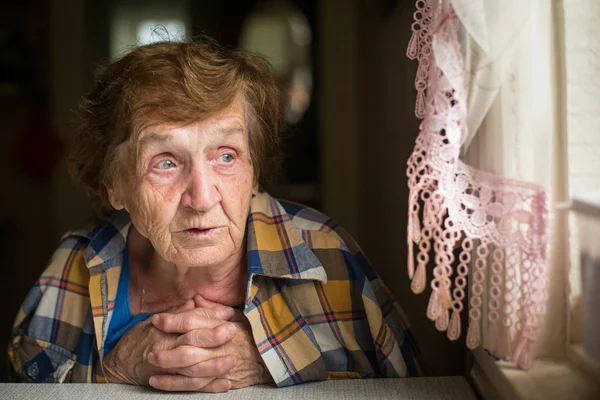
[136,19,187,45]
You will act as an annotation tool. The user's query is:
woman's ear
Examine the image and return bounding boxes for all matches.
[106,143,129,211]
[107,185,124,210]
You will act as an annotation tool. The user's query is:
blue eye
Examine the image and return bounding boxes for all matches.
[155,159,176,170]
[219,153,234,163]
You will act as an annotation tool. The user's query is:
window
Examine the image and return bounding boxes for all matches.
[565,0,600,377]
[403,0,600,397]
[238,0,313,125]
[469,0,600,398]
[109,0,190,60]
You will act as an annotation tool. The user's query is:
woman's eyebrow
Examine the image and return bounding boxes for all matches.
[135,124,244,155]
[138,132,174,148]
[214,125,245,137]
[135,133,176,160]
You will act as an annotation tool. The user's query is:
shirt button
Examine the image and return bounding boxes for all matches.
[27,362,39,378]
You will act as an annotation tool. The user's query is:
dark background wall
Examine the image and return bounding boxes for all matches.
[0,0,466,382]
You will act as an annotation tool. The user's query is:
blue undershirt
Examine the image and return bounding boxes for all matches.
[104,242,151,356]
[103,242,246,356]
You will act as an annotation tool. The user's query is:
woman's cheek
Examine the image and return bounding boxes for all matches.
[154,184,181,206]
[132,183,175,222]
[146,169,177,187]
[219,161,252,183]
[145,171,183,203]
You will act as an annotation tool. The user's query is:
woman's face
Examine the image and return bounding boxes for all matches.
[111,97,256,269]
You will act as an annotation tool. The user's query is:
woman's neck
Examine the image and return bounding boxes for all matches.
[146,257,247,305]
[128,226,247,314]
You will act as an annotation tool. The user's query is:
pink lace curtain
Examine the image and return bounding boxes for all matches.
[405,0,550,369]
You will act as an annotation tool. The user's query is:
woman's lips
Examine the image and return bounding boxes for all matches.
[185,227,216,237]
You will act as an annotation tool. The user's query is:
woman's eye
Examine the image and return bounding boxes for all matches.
[218,153,235,163]
[154,159,176,170]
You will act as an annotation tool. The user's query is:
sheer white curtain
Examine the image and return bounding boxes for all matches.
[465,0,553,184]
[463,0,560,357]
[405,0,558,368]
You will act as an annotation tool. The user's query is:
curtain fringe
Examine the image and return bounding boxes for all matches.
[405,0,550,370]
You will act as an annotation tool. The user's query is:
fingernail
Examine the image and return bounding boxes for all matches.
[148,352,156,364]
[226,323,237,336]
[217,307,234,319]
[149,377,156,387]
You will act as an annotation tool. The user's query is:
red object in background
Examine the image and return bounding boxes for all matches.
[15,111,63,182]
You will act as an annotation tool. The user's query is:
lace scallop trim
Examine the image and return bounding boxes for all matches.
[406,0,549,369]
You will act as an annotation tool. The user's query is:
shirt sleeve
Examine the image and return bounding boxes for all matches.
[375,281,425,377]
[336,229,424,378]
[7,236,93,383]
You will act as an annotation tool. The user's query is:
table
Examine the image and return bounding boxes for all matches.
[0,377,476,399]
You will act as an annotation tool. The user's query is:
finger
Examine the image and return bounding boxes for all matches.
[192,295,239,322]
[152,308,234,333]
[192,295,246,321]
[166,299,196,313]
[192,295,236,319]
[149,375,219,392]
[149,341,235,369]
[176,355,236,377]
[193,294,221,308]
[176,323,237,348]
[199,378,232,393]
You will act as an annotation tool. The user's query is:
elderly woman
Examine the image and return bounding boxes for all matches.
[8,38,421,392]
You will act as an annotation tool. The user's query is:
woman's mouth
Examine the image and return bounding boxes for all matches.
[185,227,216,237]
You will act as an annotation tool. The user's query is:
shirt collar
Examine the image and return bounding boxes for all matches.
[245,192,327,283]
[70,209,131,269]
[73,192,327,283]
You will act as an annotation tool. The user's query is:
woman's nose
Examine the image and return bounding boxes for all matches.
[181,167,221,211]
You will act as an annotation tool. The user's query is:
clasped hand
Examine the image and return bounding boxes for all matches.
[103,296,272,392]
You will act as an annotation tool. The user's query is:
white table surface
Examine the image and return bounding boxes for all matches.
[0,377,476,400]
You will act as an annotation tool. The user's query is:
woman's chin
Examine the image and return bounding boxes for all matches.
[172,244,236,269]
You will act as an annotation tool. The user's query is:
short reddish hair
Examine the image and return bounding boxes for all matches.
[69,37,282,219]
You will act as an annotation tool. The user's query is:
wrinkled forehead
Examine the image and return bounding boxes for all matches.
[138,119,246,150]
[130,93,250,151]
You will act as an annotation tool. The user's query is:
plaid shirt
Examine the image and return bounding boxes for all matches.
[8,192,422,386]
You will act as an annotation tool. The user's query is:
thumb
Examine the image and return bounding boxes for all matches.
[192,295,236,322]
[165,298,196,314]
[193,294,222,309]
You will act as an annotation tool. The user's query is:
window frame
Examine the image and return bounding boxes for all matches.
[469,1,600,398]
